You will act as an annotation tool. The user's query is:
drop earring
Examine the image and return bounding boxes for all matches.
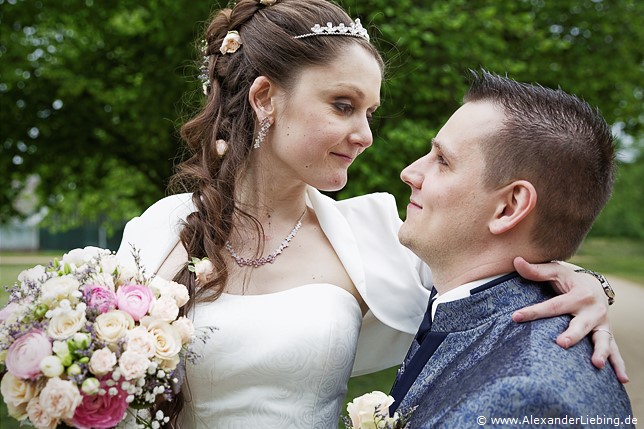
[254,117,272,149]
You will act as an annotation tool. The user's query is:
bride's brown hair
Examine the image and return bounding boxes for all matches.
[164,0,383,425]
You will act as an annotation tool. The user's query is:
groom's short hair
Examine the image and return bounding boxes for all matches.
[464,70,615,261]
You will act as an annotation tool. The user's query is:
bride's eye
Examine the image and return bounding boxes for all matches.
[333,102,354,115]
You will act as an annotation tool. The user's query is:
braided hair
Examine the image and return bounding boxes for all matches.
[164,1,383,424]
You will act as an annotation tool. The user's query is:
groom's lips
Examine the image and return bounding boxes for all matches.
[407,199,422,210]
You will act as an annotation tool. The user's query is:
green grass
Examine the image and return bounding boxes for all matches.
[570,237,644,284]
[1,237,642,427]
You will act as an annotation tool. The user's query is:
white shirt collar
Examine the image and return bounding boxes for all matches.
[431,273,509,321]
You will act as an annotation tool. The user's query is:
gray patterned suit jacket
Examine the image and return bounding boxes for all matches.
[394,276,634,428]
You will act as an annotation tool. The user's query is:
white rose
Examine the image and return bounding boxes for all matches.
[99,254,120,276]
[41,276,81,307]
[147,320,182,362]
[62,246,109,268]
[193,259,214,287]
[18,265,47,285]
[126,326,156,358]
[149,296,179,323]
[88,272,115,291]
[0,372,39,413]
[38,377,82,420]
[347,391,397,429]
[89,347,117,376]
[40,356,64,378]
[118,350,151,380]
[94,310,135,345]
[47,308,86,340]
[116,261,139,284]
[27,396,59,429]
[172,317,195,345]
[150,277,189,307]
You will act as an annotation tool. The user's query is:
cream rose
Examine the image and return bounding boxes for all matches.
[347,391,398,429]
[38,377,82,420]
[0,372,39,416]
[41,276,80,306]
[89,347,117,376]
[149,295,179,323]
[27,396,58,429]
[47,308,86,340]
[172,317,195,345]
[126,326,156,358]
[147,320,182,363]
[219,30,242,54]
[94,310,134,345]
[118,350,150,380]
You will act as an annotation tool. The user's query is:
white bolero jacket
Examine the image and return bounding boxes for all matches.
[116,187,432,376]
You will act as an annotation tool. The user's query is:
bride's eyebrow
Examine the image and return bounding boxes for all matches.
[324,83,381,107]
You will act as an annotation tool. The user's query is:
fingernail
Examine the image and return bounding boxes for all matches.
[513,312,524,322]
[563,338,571,348]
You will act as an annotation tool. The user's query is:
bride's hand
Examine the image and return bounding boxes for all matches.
[510,256,629,384]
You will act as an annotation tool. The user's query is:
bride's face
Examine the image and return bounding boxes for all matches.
[264,43,382,191]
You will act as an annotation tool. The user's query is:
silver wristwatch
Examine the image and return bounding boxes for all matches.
[574,269,615,305]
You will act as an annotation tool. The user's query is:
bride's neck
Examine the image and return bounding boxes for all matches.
[236,167,308,223]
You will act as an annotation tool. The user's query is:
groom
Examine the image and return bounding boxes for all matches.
[389,71,633,427]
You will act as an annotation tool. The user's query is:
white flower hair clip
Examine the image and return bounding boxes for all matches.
[188,257,215,285]
[220,31,242,55]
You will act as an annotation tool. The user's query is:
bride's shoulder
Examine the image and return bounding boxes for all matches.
[136,193,195,220]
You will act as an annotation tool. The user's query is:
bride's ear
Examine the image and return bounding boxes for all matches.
[249,76,277,118]
[489,180,537,235]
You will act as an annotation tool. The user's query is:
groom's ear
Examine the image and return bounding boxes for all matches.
[249,76,277,117]
[489,180,537,235]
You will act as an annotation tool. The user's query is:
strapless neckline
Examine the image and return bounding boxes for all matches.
[220,282,358,301]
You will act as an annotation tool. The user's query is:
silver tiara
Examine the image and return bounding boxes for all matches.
[293,18,369,42]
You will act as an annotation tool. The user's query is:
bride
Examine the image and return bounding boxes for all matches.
[116,1,624,428]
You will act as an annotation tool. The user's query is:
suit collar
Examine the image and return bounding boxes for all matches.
[431,273,553,333]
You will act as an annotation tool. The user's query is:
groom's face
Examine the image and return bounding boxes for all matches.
[398,101,505,266]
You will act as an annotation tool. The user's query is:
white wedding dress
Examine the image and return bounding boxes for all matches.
[179,284,362,429]
[117,187,432,429]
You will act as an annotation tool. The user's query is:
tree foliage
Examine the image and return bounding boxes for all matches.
[1,0,642,237]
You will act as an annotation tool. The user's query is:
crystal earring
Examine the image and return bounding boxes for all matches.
[254,117,272,149]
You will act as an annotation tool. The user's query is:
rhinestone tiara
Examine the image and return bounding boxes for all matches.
[293,18,369,42]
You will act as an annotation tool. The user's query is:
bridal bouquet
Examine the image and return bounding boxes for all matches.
[343,391,415,429]
[0,247,197,429]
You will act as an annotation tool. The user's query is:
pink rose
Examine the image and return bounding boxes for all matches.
[116,284,153,321]
[71,377,129,429]
[5,330,52,379]
[84,285,117,314]
[0,302,21,324]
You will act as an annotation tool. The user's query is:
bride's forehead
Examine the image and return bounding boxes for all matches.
[290,48,382,95]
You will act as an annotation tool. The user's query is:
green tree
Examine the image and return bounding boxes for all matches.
[1,0,642,236]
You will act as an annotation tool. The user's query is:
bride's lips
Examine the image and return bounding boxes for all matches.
[331,152,355,164]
